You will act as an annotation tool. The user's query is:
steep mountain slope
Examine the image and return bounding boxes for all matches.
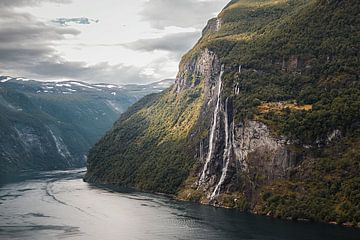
[0,77,173,174]
[85,0,360,226]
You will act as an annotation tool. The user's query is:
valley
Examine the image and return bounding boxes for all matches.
[0,77,173,174]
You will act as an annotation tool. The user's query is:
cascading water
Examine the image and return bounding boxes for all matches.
[199,140,204,162]
[199,64,224,185]
[211,97,232,199]
[216,18,221,31]
[234,84,240,95]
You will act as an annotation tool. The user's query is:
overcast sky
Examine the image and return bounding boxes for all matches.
[0,0,228,84]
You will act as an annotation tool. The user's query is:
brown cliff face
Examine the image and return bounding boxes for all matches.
[180,76,301,206]
[173,46,301,208]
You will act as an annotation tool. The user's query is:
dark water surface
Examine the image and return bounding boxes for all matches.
[0,169,359,240]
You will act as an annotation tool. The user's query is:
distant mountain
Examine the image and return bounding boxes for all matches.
[117,79,175,99]
[0,76,173,174]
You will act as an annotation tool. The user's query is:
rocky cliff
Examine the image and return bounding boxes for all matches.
[172,47,301,207]
[85,0,360,226]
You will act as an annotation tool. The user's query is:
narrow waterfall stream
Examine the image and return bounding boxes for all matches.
[211,97,231,199]
[199,65,224,185]
[216,18,221,31]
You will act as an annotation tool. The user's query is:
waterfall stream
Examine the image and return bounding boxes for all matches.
[211,97,231,199]
[199,65,224,185]
[216,18,221,31]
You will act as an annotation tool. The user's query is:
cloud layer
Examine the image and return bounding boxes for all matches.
[0,0,228,84]
[0,0,72,8]
[122,32,200,57]
[140,0,226,29]
[0,1,154,84]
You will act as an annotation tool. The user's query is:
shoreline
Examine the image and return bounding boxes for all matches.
[84,177,360,229]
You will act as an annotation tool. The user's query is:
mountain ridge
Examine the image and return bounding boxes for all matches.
[85,0,360,226]
[0,76,173,174]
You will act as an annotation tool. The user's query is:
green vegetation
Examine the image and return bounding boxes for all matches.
[86,0,360,225]
[85,85,206,194]
[210,0,359,224]
[0,87,87,173]
[256,137,360,225]
[191,0,360,141]
[0,78,167,174]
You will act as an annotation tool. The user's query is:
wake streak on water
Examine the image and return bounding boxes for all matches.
[44,179,94,217]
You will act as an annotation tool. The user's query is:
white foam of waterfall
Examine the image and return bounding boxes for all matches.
[199,65,224,184]
[211,97,231,199]
[199,140,204,162]
[234,84,240,95]
[48,128,71,163]
[216,18,221,31]
[224,98,230,151]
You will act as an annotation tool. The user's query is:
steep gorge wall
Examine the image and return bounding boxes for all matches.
[86,0,360,226]
[175,50,300,207]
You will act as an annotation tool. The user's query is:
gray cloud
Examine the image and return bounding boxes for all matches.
[25,61,154,84]
[0,0,226,84]
[140,0,228,29]
[122,31,200,56]
[0,7,79,71]
[52,17,99,26]
[0,15,80,44]
[0,1,153,84]
[0,0,72,8]
[0,44,154,84]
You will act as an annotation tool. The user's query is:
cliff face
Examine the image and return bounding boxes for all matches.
[175,48,220,95]
[86,0,360,226]
[175,50,300,206]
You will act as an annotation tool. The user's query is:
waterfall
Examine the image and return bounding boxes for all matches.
[234,83,240,95]
[199,65,224,185]
[224,98,230,151]
[47,127,71,165]
[211,97,232,199]
[216,18,221,31]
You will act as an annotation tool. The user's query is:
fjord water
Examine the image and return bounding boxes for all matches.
[0,169,359,240]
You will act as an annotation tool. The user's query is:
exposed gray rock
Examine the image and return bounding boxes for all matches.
[174,48,221,95]
[194,65,299,202]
